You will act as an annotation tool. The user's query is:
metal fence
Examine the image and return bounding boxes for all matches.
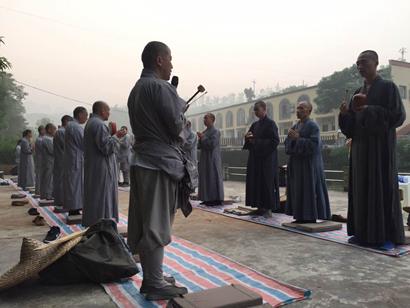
[220,135,344,148]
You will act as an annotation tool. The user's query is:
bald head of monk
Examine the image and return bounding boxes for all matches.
[141,41,173,81]
[45,123,57,137]
[92,101,110,121]
[356,50,379,81]
[296,101,312,122]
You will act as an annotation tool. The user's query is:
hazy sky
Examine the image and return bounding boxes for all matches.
[1,0,410,115]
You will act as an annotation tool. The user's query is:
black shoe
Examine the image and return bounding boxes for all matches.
[122,182,129,187]
[28,208,39,216]
[68,209,81,216]
[43,226,61,243]
[140,276,176,293]
[144,284,188,301]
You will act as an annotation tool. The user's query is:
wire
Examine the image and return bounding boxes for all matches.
[15,80,91,105]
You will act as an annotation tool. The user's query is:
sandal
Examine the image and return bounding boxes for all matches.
[28,208,40,216]
[11,200,29,206]
[33,215,45,226]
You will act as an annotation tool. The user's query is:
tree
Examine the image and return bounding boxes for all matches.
[314,64,391,114]
[0,37,11,71]
[35,117,52,128]
[244,87,255,102]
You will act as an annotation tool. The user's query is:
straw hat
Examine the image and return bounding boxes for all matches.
[0,230,86,291]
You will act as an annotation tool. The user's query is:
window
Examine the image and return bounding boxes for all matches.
[297,94,311,103]
[226,111,233,128]
[248,106,257,124]
[190,118,197,131]
[279,98,292,120]
[322,124,329,132]
[267,102,274,119]
[399,85,407,99]
[216,113,223,129]
[236,108,246,126]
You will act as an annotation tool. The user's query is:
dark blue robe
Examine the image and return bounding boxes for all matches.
[339,76,405,245]
[285,119,331,221]
[243,116,280,210]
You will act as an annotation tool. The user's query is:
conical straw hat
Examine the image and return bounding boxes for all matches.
[0,230,86,291]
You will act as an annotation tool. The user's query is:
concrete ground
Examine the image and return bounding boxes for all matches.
[1,181,410,307]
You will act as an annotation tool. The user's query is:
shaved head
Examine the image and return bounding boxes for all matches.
[92,100,111,121]
[92,101,109,114]
[358,50,379,65]
[141,41,170,69]
[298,100,313,112]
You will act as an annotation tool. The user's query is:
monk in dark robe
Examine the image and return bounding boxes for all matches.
[285,101,331,223]
[339,50,405,249]
[243,100,280,218]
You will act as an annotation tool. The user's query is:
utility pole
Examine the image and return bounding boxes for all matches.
[399,47,407,62]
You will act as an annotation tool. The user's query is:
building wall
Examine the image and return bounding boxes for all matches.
[188,60,410,139]
[188,86,339,138]
[390,60,410,128]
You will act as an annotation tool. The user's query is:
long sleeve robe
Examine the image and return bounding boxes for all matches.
[40,135,54,200]
[34,136,44,195]
[182,126,198,165]
[198,126,224,202]
[53,127,65,206]
[18,138,35,189]
[63,120,84,211]
[243,116,280,210]
[83,114,119,227]
[285,119,331,221]
[127,68,186,254]
[339,76,405,245]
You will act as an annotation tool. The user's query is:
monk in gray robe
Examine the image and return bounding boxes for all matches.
[285,101,331,223]
[339,50,405,249]
[18,130,35,190]
[182,120,198,165]
[63,107,88,215]
[40,123,57,200]
[34,126,45,196]
[127,41,188,300]
[53,115,73,208]
[83,101,123,227]
[197,113,224,206]
[116,126,131,186]
[182,121,198,189]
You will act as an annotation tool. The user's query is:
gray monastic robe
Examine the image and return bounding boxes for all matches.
[83,114,119,227]
[18,137,35,189]
[53,127,65,206]
[198,126,224,202]
[182,126,198,165]
[182,125,198,189]
[34,136,44,195]
[40,135,54,200]
[284,119,331,221]
[116,134,131,183]
[127,68,186,253]
[63,120,84,211]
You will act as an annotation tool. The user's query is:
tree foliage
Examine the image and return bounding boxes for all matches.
[35,117,52,128]
[0,36,11,71]
[314,64,391,114]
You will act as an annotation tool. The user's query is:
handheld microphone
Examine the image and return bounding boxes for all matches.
[171,76,179,88]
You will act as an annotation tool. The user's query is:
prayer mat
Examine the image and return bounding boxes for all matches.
[9,180,311,308]
[192,202,410,257]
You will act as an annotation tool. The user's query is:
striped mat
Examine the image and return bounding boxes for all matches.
[13,185,311,307]
[192,202,410,257]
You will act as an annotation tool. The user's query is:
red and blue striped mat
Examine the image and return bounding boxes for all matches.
[15,186,311,307]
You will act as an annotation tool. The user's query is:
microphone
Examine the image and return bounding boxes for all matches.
[171,76,179,88]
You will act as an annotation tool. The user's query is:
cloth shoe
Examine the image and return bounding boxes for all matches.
[43,226,61,243]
